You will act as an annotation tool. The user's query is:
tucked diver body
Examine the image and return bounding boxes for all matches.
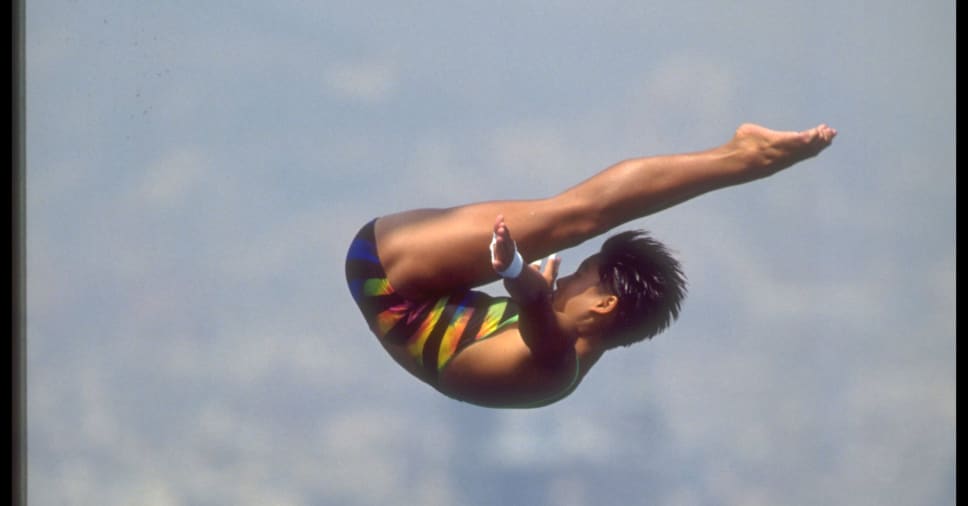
[345,123,837,408]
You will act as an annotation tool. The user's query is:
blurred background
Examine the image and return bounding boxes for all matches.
[26,1,955,505]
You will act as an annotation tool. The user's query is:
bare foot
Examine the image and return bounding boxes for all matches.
[730,123,837,179]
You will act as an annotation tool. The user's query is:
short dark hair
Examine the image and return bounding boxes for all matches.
[597,230,687,348]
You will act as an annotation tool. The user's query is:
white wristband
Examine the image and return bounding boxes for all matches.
[490,233,525,279]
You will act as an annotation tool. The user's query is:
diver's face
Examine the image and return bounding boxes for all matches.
[552,255,607,315]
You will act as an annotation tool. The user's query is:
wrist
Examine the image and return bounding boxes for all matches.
[490,232,525,279]
[496,249,524,279]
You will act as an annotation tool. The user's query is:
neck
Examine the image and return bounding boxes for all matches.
[575,335,606,368]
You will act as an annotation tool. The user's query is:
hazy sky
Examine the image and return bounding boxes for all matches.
[26,1,955,505]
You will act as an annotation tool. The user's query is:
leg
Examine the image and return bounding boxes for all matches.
[374,199,592,299]
[376,123,837,299]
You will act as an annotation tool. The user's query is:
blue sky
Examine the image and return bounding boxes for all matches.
[27,1,955,505]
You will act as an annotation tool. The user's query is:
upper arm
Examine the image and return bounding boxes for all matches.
[517,295,573,365]
[502,263,572,363]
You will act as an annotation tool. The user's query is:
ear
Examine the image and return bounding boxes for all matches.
[591,294,619,315]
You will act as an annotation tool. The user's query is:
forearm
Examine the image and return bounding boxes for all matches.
[502,266,551,307]
[503,269,571,360]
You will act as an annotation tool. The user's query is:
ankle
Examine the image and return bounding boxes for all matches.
[713,139,776,183]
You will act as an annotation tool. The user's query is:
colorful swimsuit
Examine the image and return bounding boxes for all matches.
[345,220,521,379]
[345,218,580,408]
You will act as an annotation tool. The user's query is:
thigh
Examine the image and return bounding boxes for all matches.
[373,197,597,300]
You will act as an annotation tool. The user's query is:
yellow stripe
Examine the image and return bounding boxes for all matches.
[476,300,508,339]
[406,297,448,365]
[437,307,473,371]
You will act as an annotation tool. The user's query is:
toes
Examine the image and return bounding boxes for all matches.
[817,125,836,143]
[819,124,837,141]
[806,124,836,145]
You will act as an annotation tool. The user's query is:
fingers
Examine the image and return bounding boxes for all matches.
[544,254,560,278]
[491,214,516,271]
[493,214,513,242]
[530,253,561,285]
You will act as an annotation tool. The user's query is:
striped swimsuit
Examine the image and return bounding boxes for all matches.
[345,219,522,386]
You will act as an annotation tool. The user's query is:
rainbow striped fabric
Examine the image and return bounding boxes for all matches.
[345,219,521,384]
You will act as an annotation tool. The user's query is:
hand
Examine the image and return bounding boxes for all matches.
[492,215,561,288]
[531,251,561,290]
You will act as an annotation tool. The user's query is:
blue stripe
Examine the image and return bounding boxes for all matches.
[347,238,381,264]
[348,279,365,301]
